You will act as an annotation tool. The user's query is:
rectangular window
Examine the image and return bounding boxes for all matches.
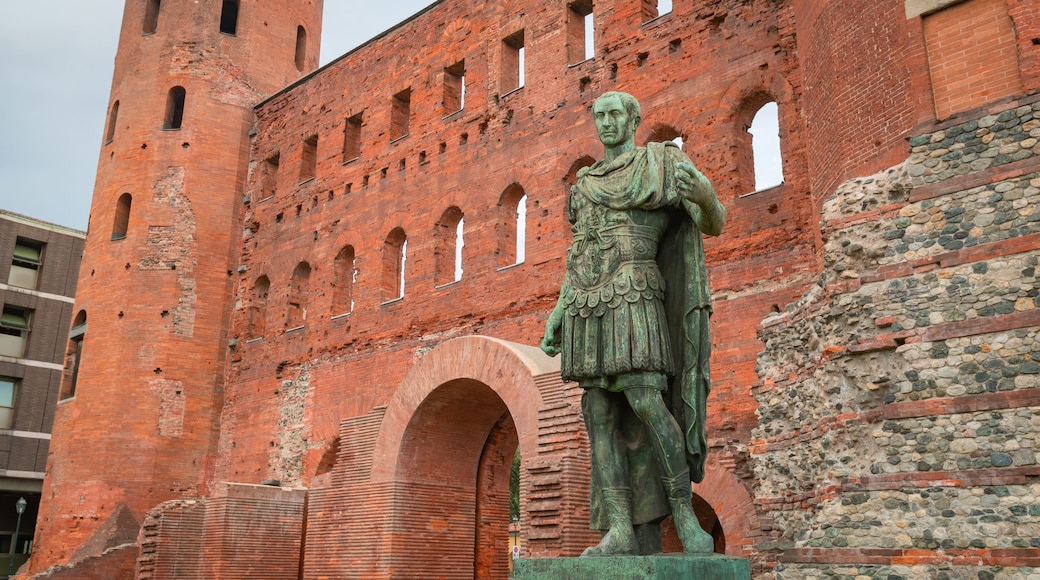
[642,0,672,21]
[143,0,161,34]
[391,89,412,141]
[0,377,16,429]
[502,30,525,93]
[568,1,594,63]
[260,154,279,200]
[300,135,317,182]
[8,240,43,290]
[62,321,86,400]
[444,60,466,114]
[342,113,363,162]
[0,306,31,358]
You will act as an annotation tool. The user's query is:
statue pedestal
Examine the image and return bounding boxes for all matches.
[514,554,751,579]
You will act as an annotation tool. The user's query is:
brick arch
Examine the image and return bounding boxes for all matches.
[370,335,556,484]
[366,336,559,577]
[693,462,758,558]
[637,98,692,146]
[720,68,795,117]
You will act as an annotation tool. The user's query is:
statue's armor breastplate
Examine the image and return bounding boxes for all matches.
[563,196,670,318]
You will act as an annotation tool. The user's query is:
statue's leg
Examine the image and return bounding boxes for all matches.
[581,388,638,557]
[624,388,714,554]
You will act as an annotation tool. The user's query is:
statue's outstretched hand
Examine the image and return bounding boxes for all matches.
[675,162,713,206]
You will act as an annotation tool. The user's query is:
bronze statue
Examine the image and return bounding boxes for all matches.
[541,91,726,556]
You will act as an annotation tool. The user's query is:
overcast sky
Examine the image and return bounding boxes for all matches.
[0,1,437,231]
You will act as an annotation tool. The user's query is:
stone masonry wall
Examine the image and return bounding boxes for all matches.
[751,97,1040,578]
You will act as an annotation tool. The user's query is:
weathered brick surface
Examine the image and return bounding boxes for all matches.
[27,0,1040,577]
[27,0,323,576]
[753,97,1040,577]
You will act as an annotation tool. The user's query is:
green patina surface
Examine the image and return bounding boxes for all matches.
[515,554,751,580]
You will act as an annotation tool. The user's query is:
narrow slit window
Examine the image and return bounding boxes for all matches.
[112,193,132,240]
[568,1,594,63]
[342,113,363,162]
[391,89,411,141]
[444,60,466,114]
[220,0,239,35]
[455,218,465,282]
[497,184,527,268]
[105,100,119,143]
[382,228,407,301]
[62,310,86,400]
[502,30,525,93]
[287,262,311,328]
[260,154,279,199]
[333,246,356,314]
[300,135,318,182]
[9,240,43,290]
[143,0,161,34]
[748,102,784,191]
[435,207,464,285]
[248,276,270,338]
[295,25,307,71]
[515,195,527,264]
[164,86,186,130]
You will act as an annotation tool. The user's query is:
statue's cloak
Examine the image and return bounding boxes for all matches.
[573,142,721,528]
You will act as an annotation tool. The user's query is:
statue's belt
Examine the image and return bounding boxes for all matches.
[562,261,666,317]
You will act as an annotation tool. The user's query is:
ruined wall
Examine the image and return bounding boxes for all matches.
[223,0,815,516]
[32,0,1040,576]
[752,96,1040,578]
[28,0,324,575]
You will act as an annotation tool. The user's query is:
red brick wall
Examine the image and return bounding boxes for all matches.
[792,0,933,206]
[28,0,323,575]
[136,485,306,580]
[924,0,1024,119]
[222,0,819,510]
[28,0,1040,577]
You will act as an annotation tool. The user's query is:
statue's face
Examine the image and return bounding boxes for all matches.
[593,95,637,149]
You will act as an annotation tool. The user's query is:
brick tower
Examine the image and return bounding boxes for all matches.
[26,1,323,575]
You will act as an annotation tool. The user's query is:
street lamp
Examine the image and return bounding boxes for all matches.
[7,497,26,577]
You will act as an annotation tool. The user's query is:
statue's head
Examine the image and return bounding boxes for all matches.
[593,91,641,150]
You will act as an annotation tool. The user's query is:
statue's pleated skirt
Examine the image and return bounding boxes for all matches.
[560,296,674,388]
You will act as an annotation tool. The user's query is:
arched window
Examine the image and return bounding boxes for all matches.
[105,100,119,143]
[496,184,527,268]
[248,276,270,338]
[287,262,311,328]
[294,26,307,72]
[112,193,132,240]
[567,1,595,64]
[333,246,356,315]
[748,101,783,191]
[382,228,407,302]
[61,310,87,400]
[220,0,239,35]
[647,124,683,148]
[143,0,161,34]
[435,207,464,286]
[164,86,186,130]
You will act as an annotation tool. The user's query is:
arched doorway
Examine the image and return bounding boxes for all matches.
[390,377,519,578]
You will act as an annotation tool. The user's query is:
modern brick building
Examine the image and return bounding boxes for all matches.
[0,210,84,575]
[22,0,1040,578]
